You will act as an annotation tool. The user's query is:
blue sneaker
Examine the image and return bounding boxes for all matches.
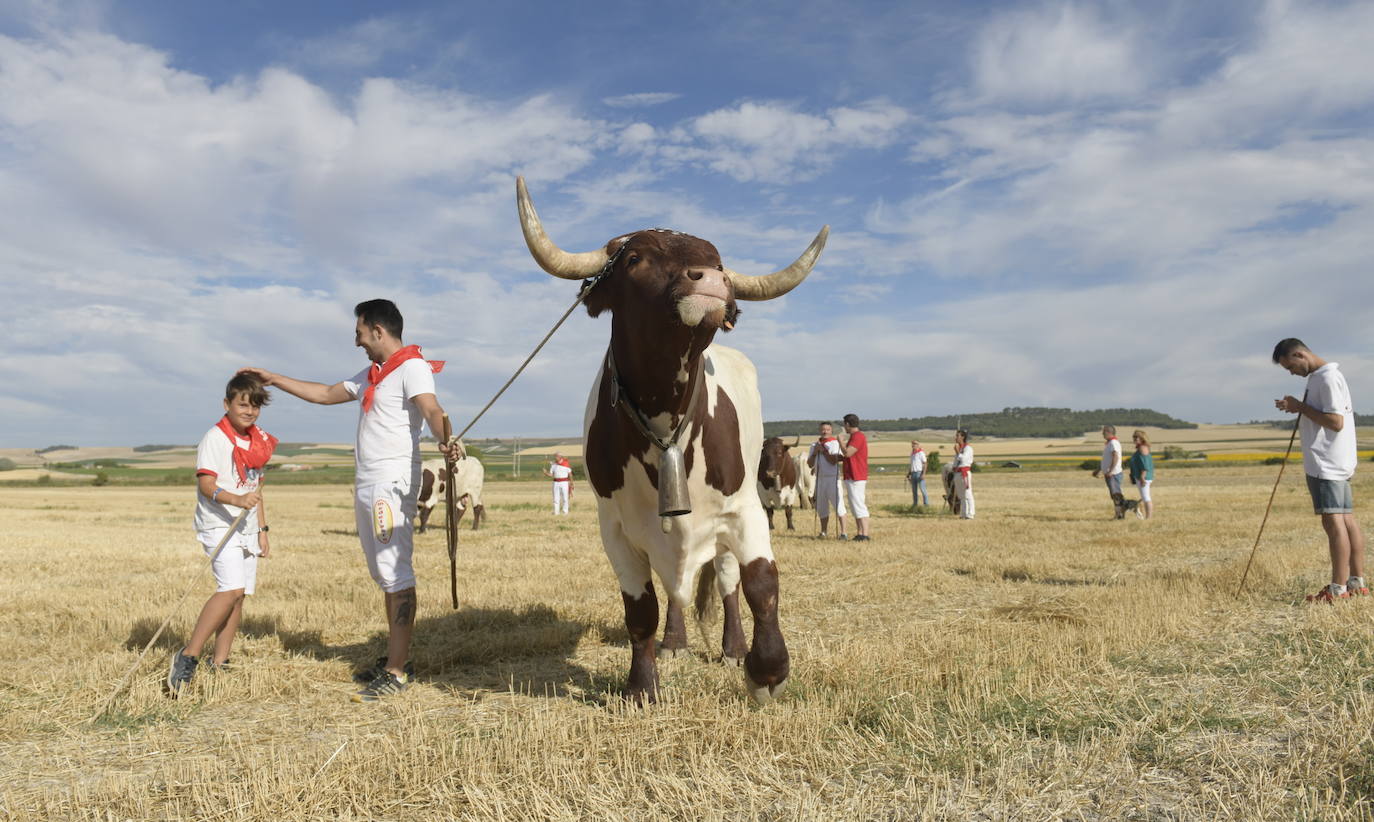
[352,670,409,703]
[166,648,199,695]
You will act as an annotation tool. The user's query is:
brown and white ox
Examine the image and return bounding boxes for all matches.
[516,177,827,704]
[416,457,486,532]
[793,451,816,509]
[757,436,801,530]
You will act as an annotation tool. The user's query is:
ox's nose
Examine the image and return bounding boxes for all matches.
[684,267,730,299]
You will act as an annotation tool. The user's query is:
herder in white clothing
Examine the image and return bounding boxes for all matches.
[953,429,975,519]
[241,299,458,703]
[807,421,847,539]
[544,453,573,515]
[1091,424,1127,519]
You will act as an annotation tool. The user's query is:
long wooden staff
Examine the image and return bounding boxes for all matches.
[1235,390,1307,597]
[442,414,459,609]
[90,506,251,721]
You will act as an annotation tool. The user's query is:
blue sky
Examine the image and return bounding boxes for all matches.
[2,0,1372,447]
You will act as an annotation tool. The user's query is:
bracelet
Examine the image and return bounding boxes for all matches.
[212,488,223,503]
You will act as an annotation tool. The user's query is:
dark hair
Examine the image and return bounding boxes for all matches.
[226,373,271,407]
[843,414,860,427]
[355,299,404,340]
[1272,337,1308,364]
[955,429,969,443]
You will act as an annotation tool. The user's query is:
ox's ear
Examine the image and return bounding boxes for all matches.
[583,280,614,317]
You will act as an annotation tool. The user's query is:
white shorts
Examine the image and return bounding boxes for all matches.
[354,478,418,593]
[1138,479,1152,503]
[199,528,259,595]
[845,479,869,519]
[814,474,846,518]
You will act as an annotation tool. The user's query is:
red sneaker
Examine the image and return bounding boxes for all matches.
[1306,586,1351,604]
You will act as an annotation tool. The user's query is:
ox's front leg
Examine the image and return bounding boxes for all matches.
[604,523,660,703]
[622,579,660,703]
[784,504,795,531]
[734,512,789,703]
[417,504,433,534]
[765,506,776,530]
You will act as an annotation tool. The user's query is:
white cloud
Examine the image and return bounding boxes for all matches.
[602,92,681,108]
[645,99,911,183]
[967,4,1149,106]
[278,15,433,71]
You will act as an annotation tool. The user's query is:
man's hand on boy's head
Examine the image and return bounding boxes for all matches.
[237,367,277,386]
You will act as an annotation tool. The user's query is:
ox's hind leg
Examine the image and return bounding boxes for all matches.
[765,506,776,530]
[784,505,795,531]
[715,553,747,664]
[660,598,689,659]
[471,503,485,530]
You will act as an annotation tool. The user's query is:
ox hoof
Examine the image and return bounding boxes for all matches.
[719,654,745,668]
[658,645,689,660]
[745,674,788,705]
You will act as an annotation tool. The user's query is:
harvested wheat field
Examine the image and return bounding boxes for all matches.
[2,467,1373,820]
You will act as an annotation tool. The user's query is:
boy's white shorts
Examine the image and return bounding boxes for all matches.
[844,479,869,519]
[354,477,418,593]
[199,528,259,595]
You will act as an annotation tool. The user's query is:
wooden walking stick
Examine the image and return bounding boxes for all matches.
[91,507,251,721]
[442,414,459,609]
[1235,391,1307,597]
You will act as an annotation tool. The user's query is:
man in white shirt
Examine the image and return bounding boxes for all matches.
[1273,338,1366,604]
[543,453,573,515]
[807,421,847,539]
[240,299,457,701]
[1091,424,1126,519]
[908,440,929,507]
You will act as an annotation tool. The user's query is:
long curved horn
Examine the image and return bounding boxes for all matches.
[725,225,829,301]
[516,176,608,280]
[791,435,800,448]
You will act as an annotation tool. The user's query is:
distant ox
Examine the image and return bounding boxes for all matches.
[756,436,801,530]
[417,457,486,532]
[515,176,827,703]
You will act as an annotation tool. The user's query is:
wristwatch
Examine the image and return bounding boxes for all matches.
[260,525,270,533]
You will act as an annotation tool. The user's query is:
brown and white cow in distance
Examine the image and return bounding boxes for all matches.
[757,436,801,530]
[417,457,486,532]
[516,176,827,704]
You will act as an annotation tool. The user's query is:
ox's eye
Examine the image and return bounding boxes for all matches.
[626,254,641,267]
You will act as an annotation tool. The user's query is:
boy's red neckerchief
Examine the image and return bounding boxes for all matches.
[215,416,278,484]
[363,345,445,413]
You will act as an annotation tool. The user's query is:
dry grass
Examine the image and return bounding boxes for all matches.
[3,466,1374,820]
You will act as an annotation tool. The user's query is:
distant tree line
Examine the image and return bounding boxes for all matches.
[764,407,1197,439]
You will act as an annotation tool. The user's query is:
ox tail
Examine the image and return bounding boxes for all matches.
[692,560,720,648]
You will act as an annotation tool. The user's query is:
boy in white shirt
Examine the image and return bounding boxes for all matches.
[167,373,277,695]
[954,430,975,519]
[1273,338,1366,603]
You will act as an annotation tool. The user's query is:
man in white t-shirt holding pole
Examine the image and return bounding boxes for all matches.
[1091,424,1126,519]
[807,421,847,539]
[241,299,457,702]
[1273,338,1366,604]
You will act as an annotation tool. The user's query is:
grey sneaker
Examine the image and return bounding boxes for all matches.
[166,648,199,695]
[351,656,415,685]
[352,670,409,703]
[206,658,232,673]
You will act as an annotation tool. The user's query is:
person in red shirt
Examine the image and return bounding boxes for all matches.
[840,413,871,541]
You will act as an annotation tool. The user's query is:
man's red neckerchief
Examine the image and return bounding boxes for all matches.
[362,345,445,414]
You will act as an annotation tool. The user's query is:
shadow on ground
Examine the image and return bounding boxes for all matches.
[228,605,603,699]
